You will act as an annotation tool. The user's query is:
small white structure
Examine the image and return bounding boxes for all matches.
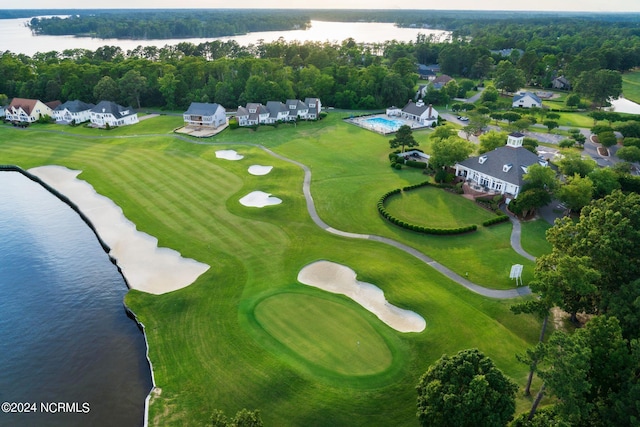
[510,264,524,287]
[512,92,543,108]
[90,100,139,128]
[455,132,548,198]
[53,100,95,124]
[5,98,60,123]
[398,99,439,127]
[183,102,226,128]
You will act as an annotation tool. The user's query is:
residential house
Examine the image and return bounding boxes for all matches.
[90,100,139,127]
[417,64,437,80]
[455,132,548,198]
[0,104,6,118]
[304,97,321,119]
[265,101,291,123]
[512,92,543,108]
[5,98,60,123]
[236,102,270,126]
[431,74,454,90]
[395,99,439,127]
[53,100,95,124]
[551,76,571,90]
[285,99,309,119]
[415,84,428,101]
[183,102,226,128]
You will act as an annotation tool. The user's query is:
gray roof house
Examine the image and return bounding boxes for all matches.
[552,76,571,90]
[90,100,139,128]
[512,92,543,108]
[417,64,437,80]
[285,99,309,119]
[236,102,270,126]
[304,98,321,119]
[266,101,291,123]
[183,102,226,128]
[431,74,454,90]
[53,100,95,124]
[397,99,439,127]
[455,132,548,199]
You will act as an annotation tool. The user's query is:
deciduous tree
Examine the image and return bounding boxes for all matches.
[389,125,418,153]
[416,349,517,427]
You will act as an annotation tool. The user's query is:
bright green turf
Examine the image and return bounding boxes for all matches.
[622,70,640,104]
[254,292,394,376]
[384,185,497,228]
[520,219,553,258]
[0,115,544,426]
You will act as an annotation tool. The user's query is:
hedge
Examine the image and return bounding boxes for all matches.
[482,215,510,227]
[377,181,478,236]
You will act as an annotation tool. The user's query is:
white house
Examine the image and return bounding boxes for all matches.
[5,98,60,123]
[183,102,226,128]
[236,103,270,126]
[53,100,95,124]
[512,92,543,108]
[90,100,139,128]
[265,101,291,123]
[285,99,309,119]
[455,132,548,198]
[397,99,439,127]
[304,98,321,120]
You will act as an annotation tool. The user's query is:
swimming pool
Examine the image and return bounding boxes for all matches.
[361,117,404,133]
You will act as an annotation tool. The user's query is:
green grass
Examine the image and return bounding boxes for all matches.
[384,185,496,228]
[254,291,394,376]
[0,115,544,426]
[622,70,640,104]
[520,219,553,258]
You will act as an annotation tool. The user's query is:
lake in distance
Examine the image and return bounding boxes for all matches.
[0,171,152,427]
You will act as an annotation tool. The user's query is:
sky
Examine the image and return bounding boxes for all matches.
[10,0,640,12]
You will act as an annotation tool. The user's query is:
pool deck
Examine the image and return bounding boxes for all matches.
[345,113,430,135]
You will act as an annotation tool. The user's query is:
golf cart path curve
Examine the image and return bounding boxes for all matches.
[259,145,532,299]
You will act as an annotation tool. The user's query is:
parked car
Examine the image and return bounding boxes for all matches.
[457,116,469,121]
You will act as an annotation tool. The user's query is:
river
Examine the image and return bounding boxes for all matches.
[0,171,152,427]
[0,17,448,56]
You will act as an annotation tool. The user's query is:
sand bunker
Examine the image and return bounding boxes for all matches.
[216,150,243,160]
[239,191,282,208]
[297,261,426,333]
[28,165,210,295]
[248,165,273,176]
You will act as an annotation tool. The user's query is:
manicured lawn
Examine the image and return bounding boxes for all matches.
[253,291,395,377]
[0,114,543,426]
[384,185,497,228]
[520,219,553,258]
[622,70,640,104]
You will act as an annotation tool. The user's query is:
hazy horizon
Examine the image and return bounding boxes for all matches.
[4,1,639,12]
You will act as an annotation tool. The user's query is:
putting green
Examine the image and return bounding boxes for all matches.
[254,293,393,376]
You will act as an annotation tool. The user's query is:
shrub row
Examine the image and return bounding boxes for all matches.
[377,182,478,236]
[482,215,510,227]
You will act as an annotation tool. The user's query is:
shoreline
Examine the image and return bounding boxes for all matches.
[1,164,209,427]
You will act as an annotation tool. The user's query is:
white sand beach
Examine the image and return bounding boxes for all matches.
[215,149,243,160]
[239,191,282,208]
[248,165,273,176]
[28,165,210,295]
[297,261,426,333]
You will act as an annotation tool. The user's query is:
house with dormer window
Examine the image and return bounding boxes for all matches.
[286,99,309,119]
[454,132,548,198]
[304,97,321,119]
[90,100,139,128]
[53,100,95,124]
[265,101,291,123]
[6,98,60,123]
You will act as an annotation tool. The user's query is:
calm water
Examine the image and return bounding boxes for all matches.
[0,17,449,56]
[0,172,152,427]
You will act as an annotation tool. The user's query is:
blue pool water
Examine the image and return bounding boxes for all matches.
[362,117,404,132]
[0,172,152,427]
